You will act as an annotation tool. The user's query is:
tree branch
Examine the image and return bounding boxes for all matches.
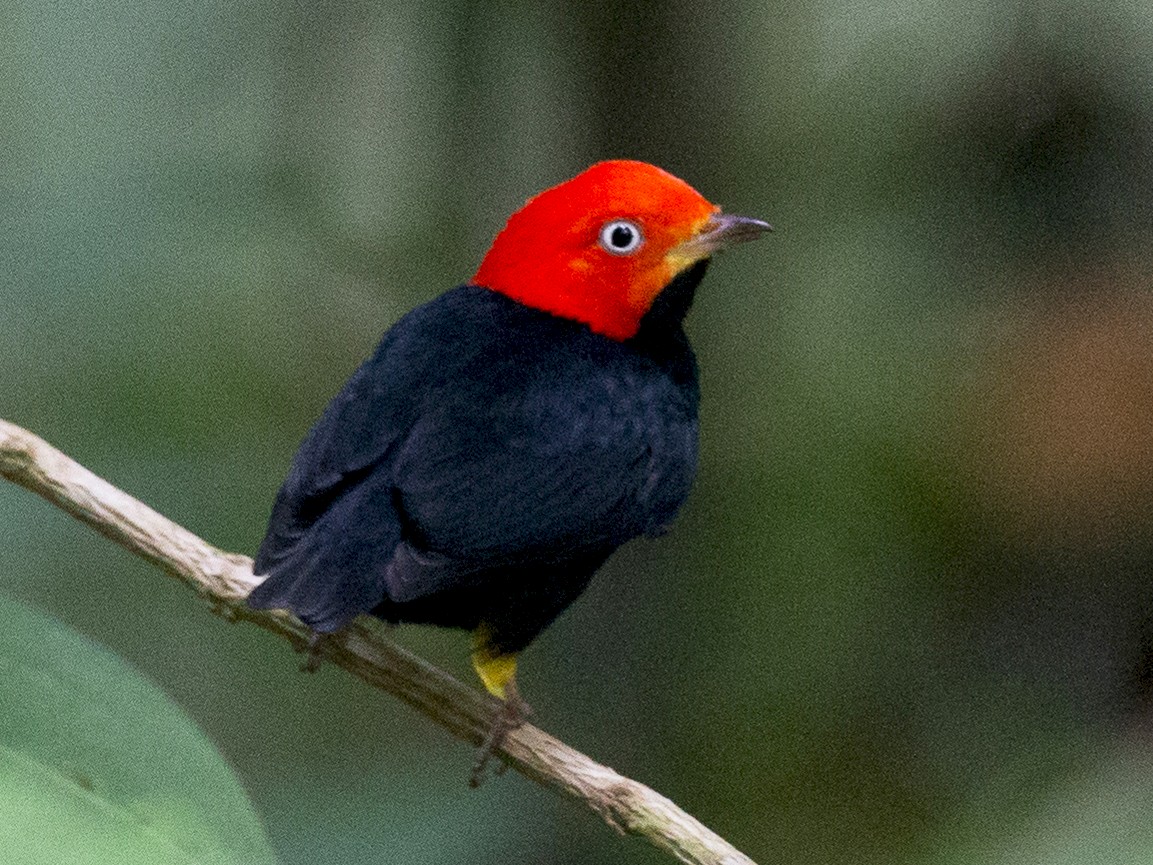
[0,419,756,865]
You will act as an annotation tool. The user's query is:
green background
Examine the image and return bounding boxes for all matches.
[4,1,1153,863]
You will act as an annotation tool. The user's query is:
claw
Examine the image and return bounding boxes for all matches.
[469,680,531,787]
[297,630,332,673]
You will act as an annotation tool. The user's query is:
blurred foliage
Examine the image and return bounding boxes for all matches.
[0,595,276,864]
[3,1,1153,863]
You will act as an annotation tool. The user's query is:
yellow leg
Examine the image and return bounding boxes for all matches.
[469,626,531,787]
[471,627,518,700]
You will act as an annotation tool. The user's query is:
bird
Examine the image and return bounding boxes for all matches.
[247,160,770,779]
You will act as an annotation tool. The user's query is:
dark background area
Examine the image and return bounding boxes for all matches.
[4,1,1153,863]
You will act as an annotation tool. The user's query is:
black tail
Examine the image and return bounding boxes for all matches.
[249,478,401,633]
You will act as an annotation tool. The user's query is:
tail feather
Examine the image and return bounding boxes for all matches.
[248,478,401,633]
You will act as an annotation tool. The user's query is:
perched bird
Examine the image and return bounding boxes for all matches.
[248,160,769,775]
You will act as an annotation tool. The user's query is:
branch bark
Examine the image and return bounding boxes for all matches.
[0,418,757,865]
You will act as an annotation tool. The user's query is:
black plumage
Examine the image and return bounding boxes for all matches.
[248,260,708,658]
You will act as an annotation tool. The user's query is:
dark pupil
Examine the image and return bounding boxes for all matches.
[610,225,634,248]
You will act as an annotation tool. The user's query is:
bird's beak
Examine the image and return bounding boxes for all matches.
[668,212,773,271]
[695,212,773,251]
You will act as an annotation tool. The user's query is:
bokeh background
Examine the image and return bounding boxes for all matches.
[5,1,1153,863]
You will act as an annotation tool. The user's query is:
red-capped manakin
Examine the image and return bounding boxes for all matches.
[248,160,770,776]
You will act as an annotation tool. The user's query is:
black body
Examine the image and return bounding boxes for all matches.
[248,260,708,656]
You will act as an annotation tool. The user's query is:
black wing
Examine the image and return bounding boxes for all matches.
[248,286,699,631]
[248,289,474,630]
[386,346,699,562]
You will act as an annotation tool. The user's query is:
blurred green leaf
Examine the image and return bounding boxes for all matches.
[0,594,277,865]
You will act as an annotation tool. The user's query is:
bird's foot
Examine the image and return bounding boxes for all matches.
[469,683,532,788]
[296,630,333,673]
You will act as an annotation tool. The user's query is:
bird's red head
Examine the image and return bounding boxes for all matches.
[473,160,770,341]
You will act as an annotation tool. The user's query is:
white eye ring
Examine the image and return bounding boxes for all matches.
[598,219,644,255]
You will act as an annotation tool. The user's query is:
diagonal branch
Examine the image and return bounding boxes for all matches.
[0,418,757,865]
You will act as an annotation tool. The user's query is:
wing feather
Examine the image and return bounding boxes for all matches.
[249,287,698,628]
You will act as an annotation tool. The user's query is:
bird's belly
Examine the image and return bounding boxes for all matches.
[372,546,611,654]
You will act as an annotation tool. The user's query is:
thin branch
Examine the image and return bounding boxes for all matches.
[0,419,757,865]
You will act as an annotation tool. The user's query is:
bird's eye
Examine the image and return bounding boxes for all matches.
[598,219,644,255]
